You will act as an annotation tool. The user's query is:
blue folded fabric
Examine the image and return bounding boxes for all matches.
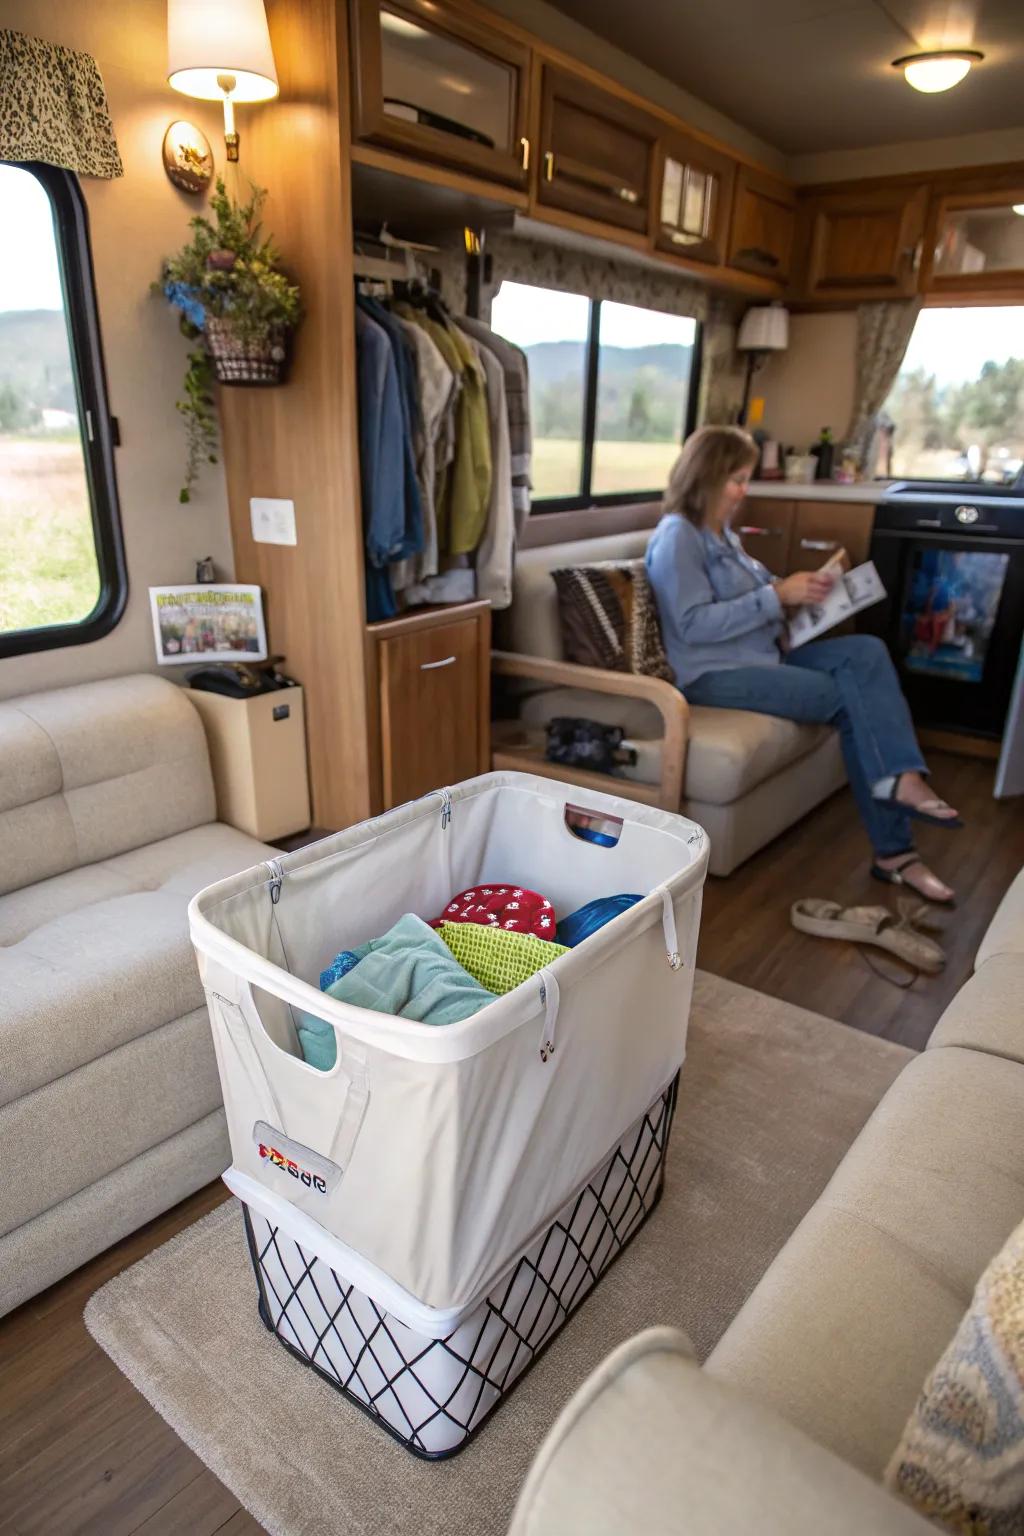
[298,913,496,1070]
[556,894,643,948]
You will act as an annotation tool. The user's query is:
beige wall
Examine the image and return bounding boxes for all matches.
[789,126,1024,186]
[0,0,235,702]
[755,312,858,453]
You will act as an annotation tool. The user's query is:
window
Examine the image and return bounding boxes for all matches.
[0,163,125,656]
[490,281,699,508]
[882,306,1024,485]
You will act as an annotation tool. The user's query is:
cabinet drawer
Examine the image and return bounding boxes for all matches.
[736,498,795,577]
[379,617,487,806]
[788,503,875,572]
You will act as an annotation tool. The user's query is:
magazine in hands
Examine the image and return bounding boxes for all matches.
[786,552,887,649]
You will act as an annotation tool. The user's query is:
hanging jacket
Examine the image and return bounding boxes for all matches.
[357,294,423,568]
[355,307,421,621]
[459,315,532,533]
[469,337,514,609]
[389,312,455,589]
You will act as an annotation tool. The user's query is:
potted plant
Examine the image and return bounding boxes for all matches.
[157,179,302,502]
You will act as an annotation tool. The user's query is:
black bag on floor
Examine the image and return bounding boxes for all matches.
[545,717,638,776]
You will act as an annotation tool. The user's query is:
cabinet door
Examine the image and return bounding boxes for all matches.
[798,185,928,300]
[735,498,795,578]
[537,66,657,234]
[655,130,736,266]
[379,617,486,807]
[788,503,874,573]
[727,167,796,283]
[351,0,531,187]
[922,186,1024,295]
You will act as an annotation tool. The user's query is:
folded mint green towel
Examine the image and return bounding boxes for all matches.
[297,913,496,1070]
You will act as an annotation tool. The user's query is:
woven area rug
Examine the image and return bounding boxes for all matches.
[85,972,911,1536]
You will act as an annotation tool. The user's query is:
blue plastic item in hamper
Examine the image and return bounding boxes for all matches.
[556,893,643,947]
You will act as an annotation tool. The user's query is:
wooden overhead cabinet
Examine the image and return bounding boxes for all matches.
[350,0,532,187]
[655,129,736,266]
[796,184,928,301]
[922,184,1024,295]
[727,166,796,283]
[536,65,657,234]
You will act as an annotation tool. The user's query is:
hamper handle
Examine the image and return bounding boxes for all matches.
[564,803,623,848]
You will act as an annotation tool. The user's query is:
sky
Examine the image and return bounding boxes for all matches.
[0,165,64,312]
[900,306,1024,386]
[491,280,697,350]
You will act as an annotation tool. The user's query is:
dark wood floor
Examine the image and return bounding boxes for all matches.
[1,750,1020,1534]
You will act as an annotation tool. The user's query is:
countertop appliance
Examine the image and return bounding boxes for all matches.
[863,482,1024,738]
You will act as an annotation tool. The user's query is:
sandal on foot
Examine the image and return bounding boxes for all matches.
[791,898,945,974]
[871,852,954,905]
[876,772,963,829]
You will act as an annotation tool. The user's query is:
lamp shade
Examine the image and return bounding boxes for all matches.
[168,0,278,102]
[737,305,789,353]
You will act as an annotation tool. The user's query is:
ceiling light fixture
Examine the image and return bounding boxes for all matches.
[892,49,983,94]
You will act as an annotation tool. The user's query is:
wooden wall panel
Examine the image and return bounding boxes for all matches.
[217,0,371,831]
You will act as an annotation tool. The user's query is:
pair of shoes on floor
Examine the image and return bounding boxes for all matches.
[791,896,945,976]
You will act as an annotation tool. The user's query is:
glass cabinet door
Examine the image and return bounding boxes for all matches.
[351,0,532,188]
[655,132,736,266]
[928,191,1024,292]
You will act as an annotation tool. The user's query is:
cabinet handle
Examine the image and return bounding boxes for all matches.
[735,245,780,269]
[739,524,782,537]
[420,655,457,671]
[519,136,530,172]
[800,538,840,551]
[617,186,639,204]
[543,150,555,182]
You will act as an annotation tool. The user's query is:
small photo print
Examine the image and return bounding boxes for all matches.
[149,584,267,665]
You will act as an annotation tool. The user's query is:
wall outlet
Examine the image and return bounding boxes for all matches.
[250,497,297,546]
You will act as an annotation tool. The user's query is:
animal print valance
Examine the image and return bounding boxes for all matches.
[0,29,123,179]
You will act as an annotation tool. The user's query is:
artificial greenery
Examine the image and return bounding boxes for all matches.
[157,179,302,502]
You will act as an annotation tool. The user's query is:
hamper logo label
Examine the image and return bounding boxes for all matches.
[252,1121,342,1196]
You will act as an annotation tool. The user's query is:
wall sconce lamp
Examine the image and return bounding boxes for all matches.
[736,304,789,426]
[167,0,278,163]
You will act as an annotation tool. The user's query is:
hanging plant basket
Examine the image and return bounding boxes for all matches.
[204,317,288,386]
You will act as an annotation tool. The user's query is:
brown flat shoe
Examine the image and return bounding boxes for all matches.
[870,852,954,905]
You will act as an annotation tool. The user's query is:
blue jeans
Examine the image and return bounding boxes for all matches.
[685,634,927,858]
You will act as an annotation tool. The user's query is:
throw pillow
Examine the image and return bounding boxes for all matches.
[885,1216,1024,1534]
[552,561,673,682]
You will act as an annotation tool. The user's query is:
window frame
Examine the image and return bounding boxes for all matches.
[498,288,702,513]
[0,161,127,659]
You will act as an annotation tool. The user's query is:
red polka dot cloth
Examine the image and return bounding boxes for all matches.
[432,885,557,939]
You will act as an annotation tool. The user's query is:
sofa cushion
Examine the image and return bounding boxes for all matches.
[977,867,1024,969]
[0,821,271,1107]
[927,954,1024,1064]
[0,674,217,897]
[506,532,651,660]
[0,1007,221,1238]
[518,687,832,805]
[706,1047,1024,1478]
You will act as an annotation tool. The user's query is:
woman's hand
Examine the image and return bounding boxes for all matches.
[774,570,836,608]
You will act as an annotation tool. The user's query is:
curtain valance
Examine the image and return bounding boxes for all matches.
[0,29,123,179]
[484,229,709,322]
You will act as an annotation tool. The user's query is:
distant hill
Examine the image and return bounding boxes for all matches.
[0,310,76,424]
[521,339,693,439]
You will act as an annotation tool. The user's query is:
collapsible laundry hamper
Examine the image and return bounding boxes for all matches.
[189,771,709,1456]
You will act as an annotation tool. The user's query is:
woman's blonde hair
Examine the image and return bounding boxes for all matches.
[663,425,759,526]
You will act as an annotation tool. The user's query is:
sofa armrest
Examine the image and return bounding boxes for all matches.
[508,1328,932,1536]
[491,650,689,810]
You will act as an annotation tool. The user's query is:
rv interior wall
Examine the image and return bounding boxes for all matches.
[0,0,234,702]
[757,312,859,452]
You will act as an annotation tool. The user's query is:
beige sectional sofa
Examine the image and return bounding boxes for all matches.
[0,674,274,1318]
[494,530,846,877]
[510,866,1024,1533]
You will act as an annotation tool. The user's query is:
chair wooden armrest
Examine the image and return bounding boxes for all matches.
[491,649,688,812]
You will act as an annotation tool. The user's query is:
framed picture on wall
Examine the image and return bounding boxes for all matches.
[149,583,268,665]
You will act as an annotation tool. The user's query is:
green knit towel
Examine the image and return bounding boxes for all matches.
[438,921,568,995]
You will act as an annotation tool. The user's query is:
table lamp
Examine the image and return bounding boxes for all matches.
[168,0,279,163]
[736,304,789,426]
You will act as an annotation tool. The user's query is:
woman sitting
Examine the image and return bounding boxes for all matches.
[645,425,960,903]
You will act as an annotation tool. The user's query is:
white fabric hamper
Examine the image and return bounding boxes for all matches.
[189,771,708,1453]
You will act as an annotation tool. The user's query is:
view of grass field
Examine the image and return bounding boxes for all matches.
[533,437,681,497]
[0,437,99,635]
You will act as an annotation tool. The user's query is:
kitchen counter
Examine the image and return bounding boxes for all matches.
[747,480,889,503]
